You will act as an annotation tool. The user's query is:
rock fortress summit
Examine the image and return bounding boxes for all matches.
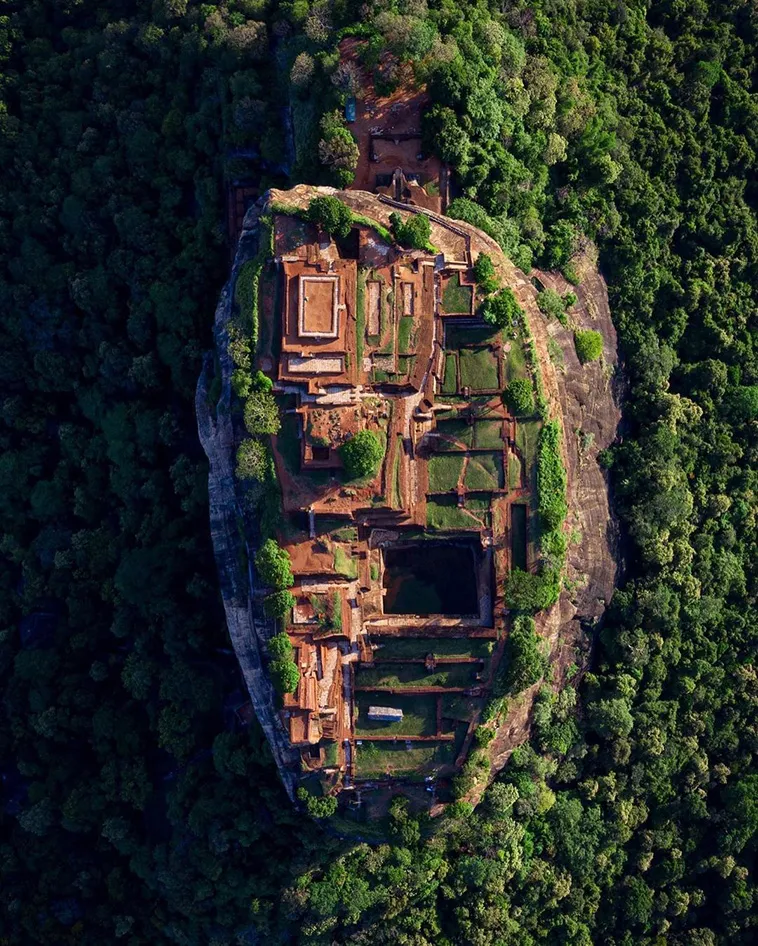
[197,180,620,825]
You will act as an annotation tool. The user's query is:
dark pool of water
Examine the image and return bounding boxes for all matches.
[510,504,528,571]
[383,544,478,615]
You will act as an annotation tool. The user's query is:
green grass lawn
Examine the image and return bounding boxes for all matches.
[427,454,464,492]
[441,352,458,394]
[397,354,416,378]
[516,418,541,483]
[356,269,366,366]
[435,418,473,449]
[391,434,402,508]
[441,274,474,314]
[333,546,358,579]
[356,663,476,689]
[426,497,481,530]
[459,347,499,392]
[473,420,503,449]
[503,337,528,384]
[322,741,339,766]
[508,452,523,490]
[398,316,414,354]
[355,741,454,779]
[445,323,499,348]
[464,452,504,490]
[355,693,438,736]
[440,693,481,722]
[276,402,303,476]
[371,638,494,660]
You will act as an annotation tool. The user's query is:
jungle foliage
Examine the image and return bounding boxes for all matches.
[1,0,757,944]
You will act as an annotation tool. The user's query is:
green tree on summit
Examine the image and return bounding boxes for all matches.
[339,429,385,479]
[389,211,431,249]
[244,391,280,435]
[255,539,294,590]
[481,287,522,329]
[306,195,353,238]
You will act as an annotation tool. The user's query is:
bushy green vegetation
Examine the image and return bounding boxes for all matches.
[270,658,300,696]
[389,210,431,249]
[267,632,293,661]
[472,252,499,294]
[263,593,296,621]
[255,539,294,590]
[338,429,384,479]
[306,195,353,238]
[505,378,535,416]
[480,286,522,330]
[493,616,548,697]
[297,787,338,819]
[504,567,561,612]
[574,328,604,363]
[536,421,568,532]
[536,287,568,325]
[235,439,269,481]
[243,391,281,436]
[317,110,359,187]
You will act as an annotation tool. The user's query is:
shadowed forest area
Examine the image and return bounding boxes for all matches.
[0,1,756,944]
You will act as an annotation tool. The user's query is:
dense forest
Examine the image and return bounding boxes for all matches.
[1,1,756,944]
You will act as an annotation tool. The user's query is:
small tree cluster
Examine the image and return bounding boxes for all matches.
[499,615,548,694]
[264,592,296,620]
[389,210,431,249]
[236,439,268,481]
[267,631,293,660]
[267,631,298,697]
[317,112,359,188]
[306,195,353,238]
[270,658,300,695]
[297,787,338,819]
[504,567,561,612]
[473,252,499,294]
[505,378,535,416]
[536,287,567,324]
[338,429,384,480]
[233,368,272,401]
[537,420,568,531]
[480,287,523,329]
[244,391,280,436]
[255,539,294,590]
[574,329,603,363]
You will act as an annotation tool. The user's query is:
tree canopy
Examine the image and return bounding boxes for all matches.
[338,430,385,480]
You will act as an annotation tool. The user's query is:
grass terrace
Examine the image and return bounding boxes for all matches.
[464,452,504,490]
[355,663,478,689]
[441,352,458,394]
[459,347,499,392]
[426,497,483,531]
[355,692,438,737]
[445,323,499,348]
[428,454,464,492]
[371,638,493,660]
[441,274,473,314]
[354,741,455,779]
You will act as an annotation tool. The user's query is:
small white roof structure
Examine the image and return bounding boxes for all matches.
[367,706,403,722]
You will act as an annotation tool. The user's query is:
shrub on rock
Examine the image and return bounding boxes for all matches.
[574,329,603,363]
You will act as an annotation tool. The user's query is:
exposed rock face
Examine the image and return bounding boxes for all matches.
[484,249,622,783]
[196,204,301,800]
